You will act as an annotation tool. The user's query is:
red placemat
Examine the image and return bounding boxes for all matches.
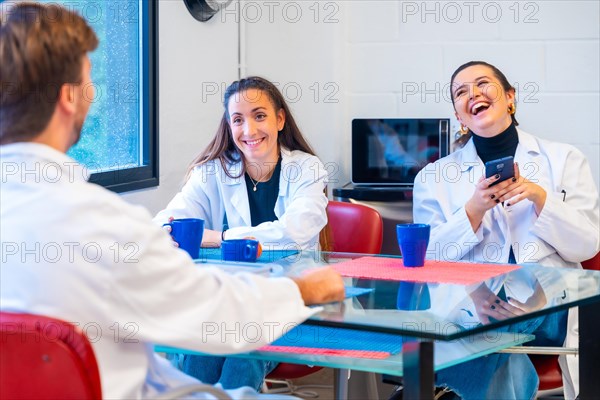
[331,257,520,285]
[259,345,390,359]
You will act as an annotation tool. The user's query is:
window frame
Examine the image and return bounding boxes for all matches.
[87,0,159,193]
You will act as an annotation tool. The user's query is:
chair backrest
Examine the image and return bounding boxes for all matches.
[326,201,383,254]
[581,252,600,271]
[0,312,102,400]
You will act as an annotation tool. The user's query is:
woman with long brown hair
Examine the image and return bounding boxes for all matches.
[155,76,328,249]
[154,76,329,390]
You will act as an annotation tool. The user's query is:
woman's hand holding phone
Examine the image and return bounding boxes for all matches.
[466,162,548,231]
[466,156,516,229]
[497,163,547,215]
[465,173,507,231]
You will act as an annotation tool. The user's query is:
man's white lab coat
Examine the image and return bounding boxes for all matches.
[0,143,314,399]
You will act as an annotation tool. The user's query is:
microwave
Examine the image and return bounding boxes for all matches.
[351,118,450,186]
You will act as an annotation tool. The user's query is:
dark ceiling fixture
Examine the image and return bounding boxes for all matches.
[183,0,233,22]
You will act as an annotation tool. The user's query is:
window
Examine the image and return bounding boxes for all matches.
[40,0,159,192]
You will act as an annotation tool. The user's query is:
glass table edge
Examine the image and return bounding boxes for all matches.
[155,332,534,377]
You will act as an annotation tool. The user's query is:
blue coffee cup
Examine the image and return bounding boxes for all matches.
[396,223,430,267]
[221,239,260,262]
[163,218,204,259]
[397,282,431,311]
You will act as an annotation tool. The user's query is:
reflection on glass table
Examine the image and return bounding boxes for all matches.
[177,250,600,399]
[157,330,534,377]
[265,251,600,340]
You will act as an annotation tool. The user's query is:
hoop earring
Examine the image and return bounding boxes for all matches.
[508,103,516,115]
[460,124,469,134]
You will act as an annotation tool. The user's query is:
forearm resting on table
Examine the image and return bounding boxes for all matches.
[292,267,345,305]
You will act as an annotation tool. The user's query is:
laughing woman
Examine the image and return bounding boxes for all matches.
[412,61,599,399]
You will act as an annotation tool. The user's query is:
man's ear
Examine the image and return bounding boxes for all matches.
[57,83,76,115]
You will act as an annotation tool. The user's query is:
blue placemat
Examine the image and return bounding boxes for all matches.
[197,248,299,263]
[344,286,374,299]
[271,326,403,354]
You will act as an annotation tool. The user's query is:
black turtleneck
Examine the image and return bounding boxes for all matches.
[471,123,519,164]
[472,123,520,264]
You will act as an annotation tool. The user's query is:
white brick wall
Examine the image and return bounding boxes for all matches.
[347,44,445,93]
[243,0,600,187]
[546,41,600,92]
[497,1,600,40]
[125,0,599,210]
[347,1,400,42]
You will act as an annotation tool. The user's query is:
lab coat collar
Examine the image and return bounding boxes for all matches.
[220,158,244,186]
[218,160,249,225]
[278,148,293,198]
[0,142,90,182]
[456,137,482,172]
[515,129,541,156]
[220,148,293,196]
[221,147,293,226]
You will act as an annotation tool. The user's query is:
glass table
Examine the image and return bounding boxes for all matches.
[158,251,600,399]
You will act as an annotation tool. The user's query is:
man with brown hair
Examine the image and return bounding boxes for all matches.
[0,3,344,399]
[0,2,97,146]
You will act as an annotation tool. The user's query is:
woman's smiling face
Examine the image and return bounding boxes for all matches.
[452,64,515,138]
[228,88,285,166]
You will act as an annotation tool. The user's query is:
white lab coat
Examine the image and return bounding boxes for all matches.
[0,143,315,399]
[154,148,329,250]
[413,129,600,399]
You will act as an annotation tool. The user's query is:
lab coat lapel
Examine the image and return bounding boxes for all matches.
[229,183,251,226]
[457,138,484,182]
[223,165,252,227]
[275,149,291,216]
[515,129,542,183]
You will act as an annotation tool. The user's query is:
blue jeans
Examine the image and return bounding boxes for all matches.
[181,355,277,391]
[436,310,567,400]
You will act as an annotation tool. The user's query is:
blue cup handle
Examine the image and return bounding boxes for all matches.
[245,243,257,261]
[162,222,173,235]
[162,222,175,241]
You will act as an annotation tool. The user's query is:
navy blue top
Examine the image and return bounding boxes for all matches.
[471,123,519,164]
[244,157,282,227]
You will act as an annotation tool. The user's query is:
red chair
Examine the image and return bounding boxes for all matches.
[531,252,600,391]
[0,312,235,399]
[265,201,384,393]
[325,201,384,254]
[581,252,600,271]
[0,312,102,400]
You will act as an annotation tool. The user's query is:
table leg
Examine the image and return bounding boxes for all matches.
[334,368,349,399]
[402,341,434,400]
[579,301,600,397]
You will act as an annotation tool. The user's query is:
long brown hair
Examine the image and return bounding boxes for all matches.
[0,2,98,144]
[185,76,316,180]
[450,61,519,149]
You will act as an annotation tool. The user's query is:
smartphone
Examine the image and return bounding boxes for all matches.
[485,156,515,186]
